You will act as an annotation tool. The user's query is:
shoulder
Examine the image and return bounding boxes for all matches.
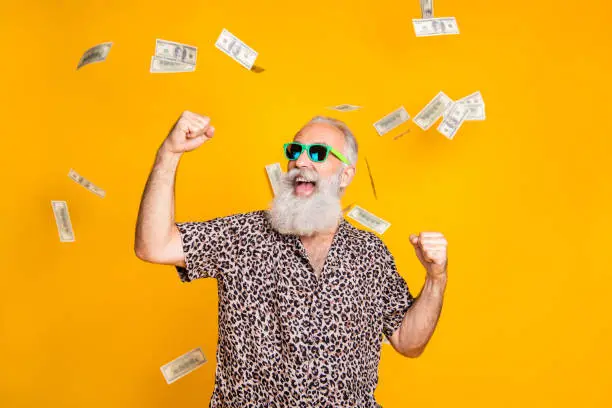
[223,209,267,224]
[341,219,390,254]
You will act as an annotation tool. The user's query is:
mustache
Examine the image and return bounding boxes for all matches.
[286,167,320,183]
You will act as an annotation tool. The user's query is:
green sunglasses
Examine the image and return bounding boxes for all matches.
[283,142,351,165]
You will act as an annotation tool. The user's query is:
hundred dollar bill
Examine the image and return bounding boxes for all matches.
[77,42,112,70]
[327,104,361,112]
[420,0,433,18]
[155,39,197,66]
[413,17,459,37]
[68,169,106,198]
[437,103,469,140]
[457,91,484,106]
[462,104,486,121]
[51,200,75,242]
[457,91,486,121]
[150,56,195,73]
[265,163,283,196]
[160,347,207,385]
[365,158,378,200]
[413,91,453,130]
[373,106,410,136]
[215,28,258,70]
[346,205,391,235]
[393,129,411,140]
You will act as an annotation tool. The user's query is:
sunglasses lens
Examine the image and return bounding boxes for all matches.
[285,143,303,160]
[308,145,328,162]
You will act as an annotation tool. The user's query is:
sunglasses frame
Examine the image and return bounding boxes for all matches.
[283,142,351,165]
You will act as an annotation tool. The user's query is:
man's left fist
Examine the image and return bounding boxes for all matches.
[409,232,448,280]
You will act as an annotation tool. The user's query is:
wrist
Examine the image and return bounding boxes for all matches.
[157,143,182,165]
[425,273,447,294]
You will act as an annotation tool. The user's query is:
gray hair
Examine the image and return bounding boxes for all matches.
[304,116,358,166]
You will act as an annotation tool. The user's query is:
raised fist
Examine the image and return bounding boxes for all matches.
[161,110,215,154]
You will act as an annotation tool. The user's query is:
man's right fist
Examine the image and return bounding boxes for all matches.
[161,111,215,154]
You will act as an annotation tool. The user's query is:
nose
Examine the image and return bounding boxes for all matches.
[294,148,313,168]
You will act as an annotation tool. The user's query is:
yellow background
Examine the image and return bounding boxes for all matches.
[1,0,611,407]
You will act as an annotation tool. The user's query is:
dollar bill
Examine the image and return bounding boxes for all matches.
[421,0,433,18]
[265,163,283,196]
[155,39,197,66]
[77,42,112,70]
[150,56,195,73]
[160,347,207,385]
[215,28,258,70]
[51,201,75,242]
[365,158,378,200]
[457,91,483,106]
[413,91,453,130]
[327,104,361,112]
[393,129,411,140]
[413,17,459,37]
[346,205,391,235]
[68,169,106,198]
[457,91,486,121]
[462,104,486,121]
[437,103,469,140]
[373,106,410,136]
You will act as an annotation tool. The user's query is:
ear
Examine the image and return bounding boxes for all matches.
[340,165,356,188]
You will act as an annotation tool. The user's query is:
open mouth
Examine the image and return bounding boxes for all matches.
[294,176,317,195]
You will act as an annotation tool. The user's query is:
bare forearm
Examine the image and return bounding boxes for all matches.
[134,145,182,258]
[397,275,447,356]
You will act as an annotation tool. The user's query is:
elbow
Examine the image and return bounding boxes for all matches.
[134,240,155,262]
[134,244,149,261]
[402,345,425,358]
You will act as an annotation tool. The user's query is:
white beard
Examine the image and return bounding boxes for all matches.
[266,167,343,236]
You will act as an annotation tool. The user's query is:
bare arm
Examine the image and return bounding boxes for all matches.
[388,275,447,357]
[134,147,185,266]
[134,110,215,266]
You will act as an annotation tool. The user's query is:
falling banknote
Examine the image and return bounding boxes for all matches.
[160,347,207,385]
[155,39,197,66]
[327,104,361,112]
[346,205,391,235]
[77,42,112,70]
[437,103,469,140]
[457,91,486,121]
[413,91,453,131]
[68,169,106,198]
[420,0,434,18]
[51,200,75,242]
[413,17,459,37]
[365,158,378,200]
[150,56,196,73]
[215,28,258,70]
[393,129,411,140]
[373,106,410,136]
[265,163,283,196]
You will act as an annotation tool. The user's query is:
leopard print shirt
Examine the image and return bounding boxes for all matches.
[175,210,414,408]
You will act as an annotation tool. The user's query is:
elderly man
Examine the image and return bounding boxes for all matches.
[135,111,448,407]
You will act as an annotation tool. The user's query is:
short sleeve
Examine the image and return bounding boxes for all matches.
[380,242,415,338]
[174,215,239,282]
